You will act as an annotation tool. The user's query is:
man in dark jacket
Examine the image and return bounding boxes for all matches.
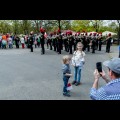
[106,33,112,53]
[29,31,34,52]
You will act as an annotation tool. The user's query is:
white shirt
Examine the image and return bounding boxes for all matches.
[8,37,12,44]
[72,51,85,67]
[20,37,25,44]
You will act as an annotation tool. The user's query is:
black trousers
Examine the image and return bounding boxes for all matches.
[37,42,40,48]
[41,44,45,54]
[87,45,90,52]
[0,41,1,48]
[74,43,76,51]
[49,42,52,50]
[54,45,56,51]
[16,43,19,48]
[99,44,102,51]
[96,43,98,50]
[47,41,49,48]
[56,44,59,52]
[92,46,95,53]
[69,45,72,54]
[58,44,61,54]
[106,44,110,53]
[65,43,69,52]
[30,44,33,52]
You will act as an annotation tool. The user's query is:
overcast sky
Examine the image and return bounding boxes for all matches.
[103,20,117,26]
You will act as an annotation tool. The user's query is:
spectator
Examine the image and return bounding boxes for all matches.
[62,55,72,97]
[71,42,85,86]
[90,58,120,100]
[20,36,25,49]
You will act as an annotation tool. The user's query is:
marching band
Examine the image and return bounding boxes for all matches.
[45,30,104,54]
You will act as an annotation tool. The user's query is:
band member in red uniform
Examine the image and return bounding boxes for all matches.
[106,33,112,53]
[98,33,103,51]
[40,28,45,54]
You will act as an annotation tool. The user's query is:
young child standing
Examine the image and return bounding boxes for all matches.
[71,42,85,86]
[62,55,72,97]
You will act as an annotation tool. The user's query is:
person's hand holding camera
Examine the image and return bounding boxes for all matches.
[99,70,110,83]
[92,69,100,89]
[99,70,106,79]
[94,69,100,80]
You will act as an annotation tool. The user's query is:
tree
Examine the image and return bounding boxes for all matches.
[31,20,43,33]
[71,20,92,32]
[90,20,103,32]
[117,20,120,45]
[0,20,12,34]
[12,20,21,35]
[43,20,71,32]
[20,20,32,34]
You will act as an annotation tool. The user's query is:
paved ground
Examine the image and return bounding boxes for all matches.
[0,44,119,100]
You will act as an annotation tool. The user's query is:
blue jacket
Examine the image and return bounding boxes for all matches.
[62,64,71,78]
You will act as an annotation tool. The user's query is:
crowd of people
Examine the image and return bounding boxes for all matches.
[62,42,120,99]
[0,33,41,50]
[45,31,113,55]
[0,29,113,55]
[1,29,119,100]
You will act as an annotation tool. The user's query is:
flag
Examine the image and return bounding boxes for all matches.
[67,83,73,91]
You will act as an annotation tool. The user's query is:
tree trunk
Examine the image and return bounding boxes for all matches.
[58,20,61,33]
[96,22,98,32]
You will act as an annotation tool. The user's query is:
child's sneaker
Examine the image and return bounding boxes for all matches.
[72,81,76,85]
[63,92,71,97]
[75,82,81,86]
[67,90,70,93]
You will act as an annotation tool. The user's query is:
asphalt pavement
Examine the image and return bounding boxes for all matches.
[0,44,118,100]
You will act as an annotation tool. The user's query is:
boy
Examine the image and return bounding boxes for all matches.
[62,55,72,97]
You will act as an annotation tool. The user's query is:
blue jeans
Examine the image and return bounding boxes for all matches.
[74,66,81,83]
[63,76,69,93]
[9,44,12,49]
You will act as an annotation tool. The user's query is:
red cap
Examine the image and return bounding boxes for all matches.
[89,33,92,36]
[94,33,96,36]
[66,31,72,35]
[40,28,45,33]
[99,32,102,34]
[70,31,72,35]
[77,32,80,35]
[85,32,88,36]
[108,33,111,36]
[50,33,53,36]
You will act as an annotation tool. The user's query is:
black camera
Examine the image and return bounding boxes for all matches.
[96,62,102,72]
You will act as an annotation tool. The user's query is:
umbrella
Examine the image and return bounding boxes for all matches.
[102,31,117,36]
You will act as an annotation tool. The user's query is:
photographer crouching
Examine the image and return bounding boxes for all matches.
[90,58,120,100]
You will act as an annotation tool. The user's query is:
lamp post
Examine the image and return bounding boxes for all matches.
[118,37,120,58]
[58,20,61,34]
[118,22,120,58]
[117,20,120,58]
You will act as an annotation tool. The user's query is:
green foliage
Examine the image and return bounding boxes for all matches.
[0,20,119,35]
[71,20,93,32]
